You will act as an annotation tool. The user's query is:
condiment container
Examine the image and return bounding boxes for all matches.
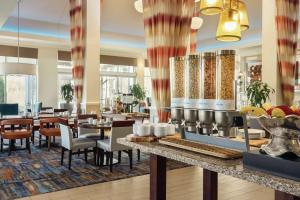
[170,56,186,107]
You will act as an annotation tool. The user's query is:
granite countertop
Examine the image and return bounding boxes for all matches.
[118,138,300,197]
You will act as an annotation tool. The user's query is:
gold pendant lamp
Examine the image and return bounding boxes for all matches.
[200,0,224,15]
[216,0,241,42]
[238,0,249,31]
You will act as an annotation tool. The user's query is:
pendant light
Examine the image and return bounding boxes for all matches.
[0,0,36,76]
[238,1,249,31]
[200,0,224,15]
[216,0,241,42]
[134,0,143,13]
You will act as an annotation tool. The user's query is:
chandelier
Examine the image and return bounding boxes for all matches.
[134,0,249,42]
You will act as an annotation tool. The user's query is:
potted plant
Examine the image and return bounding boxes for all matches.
[130,83,146,112]
[60,83,74,114]
[246,81,275,108]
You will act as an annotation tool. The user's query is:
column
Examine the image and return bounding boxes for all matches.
[81,0,101,114]
[136,58,145,88]
[37,47,58,108]
[261,0,282,105]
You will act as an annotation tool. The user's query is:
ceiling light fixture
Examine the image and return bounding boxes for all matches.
[134,0,143,13]
[191,17,204,30]
[216,3,241,42]
[0,0,36,76]
[238,0,249,31]
[200,0,224,15]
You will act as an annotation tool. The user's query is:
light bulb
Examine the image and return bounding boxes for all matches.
[134,0,143,13]
[224,21,237,32]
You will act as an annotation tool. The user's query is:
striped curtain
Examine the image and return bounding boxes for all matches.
[276,0,299,105]
[190,10,199,54]
[143,0,194,122]
[69,0,85,114]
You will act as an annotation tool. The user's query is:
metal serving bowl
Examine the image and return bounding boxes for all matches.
[184,109,198,123]
[257,115,300,157]
[171,108,184,122]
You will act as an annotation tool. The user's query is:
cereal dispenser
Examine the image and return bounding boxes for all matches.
[215,50,236,110]
[200,52,217,110]
[170,56,185,108]
[184,55,201,109]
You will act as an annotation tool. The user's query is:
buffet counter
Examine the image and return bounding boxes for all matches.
[117,138,300,200]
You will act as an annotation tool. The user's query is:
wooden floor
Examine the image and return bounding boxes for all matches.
[18,166,274,200]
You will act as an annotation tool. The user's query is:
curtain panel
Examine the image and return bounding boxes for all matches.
[143,0,194,122]
[69,0,86,113]
[276,0,299,105]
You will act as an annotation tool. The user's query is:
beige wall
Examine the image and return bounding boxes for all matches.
[37,47,58,108]
[136,58,145,87]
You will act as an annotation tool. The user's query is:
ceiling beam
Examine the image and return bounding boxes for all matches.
[0,0,18,28]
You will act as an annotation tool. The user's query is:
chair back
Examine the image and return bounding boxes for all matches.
[110,120,134,150]
[54,109,68,113]
[40,117,61,129]
[1,118,33,132]
[59,124,73,150]
[77,114,98,120]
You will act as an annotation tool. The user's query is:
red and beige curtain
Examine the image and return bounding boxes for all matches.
[69,0,86,113]
[143,0,194,122]
[190,10,199,54]
[276,0,299,105]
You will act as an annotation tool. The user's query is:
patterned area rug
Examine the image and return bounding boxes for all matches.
[0,140,188,200]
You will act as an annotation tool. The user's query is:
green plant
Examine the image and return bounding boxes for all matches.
[246,81,275,107]
[130,83,146,106]
[61,83,74,103]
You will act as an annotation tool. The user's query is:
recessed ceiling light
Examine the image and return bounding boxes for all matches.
[191,17,204,30]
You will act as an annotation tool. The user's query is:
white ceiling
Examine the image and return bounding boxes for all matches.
[0,0,262,54]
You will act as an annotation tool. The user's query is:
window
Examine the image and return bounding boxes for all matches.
[144,67,152,98]
[0,57,37,112]
[100,64,136,107]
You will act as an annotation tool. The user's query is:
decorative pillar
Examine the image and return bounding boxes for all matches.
[136,58,145,88]
[261,0,282,105]
[81,0,101,114]
[37,47,58,108]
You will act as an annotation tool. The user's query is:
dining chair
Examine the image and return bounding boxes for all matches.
[0,118,33,155]
[60,124,97,169]
[97,120,135,172]
[39,117,67,150]
[74,114,98,138]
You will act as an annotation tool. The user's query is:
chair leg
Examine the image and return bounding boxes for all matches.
[105,152,109,165]
[98,149,104,166]
[26,138,31,154]
[93,147,97,165]
[53,136,56,144]
[128,150,133,170]
[109,152,113,172]
[1,137,3,152]
[39,134,42,147]
[61,147,65,165]
[118,151,122,163]
[47,136,51,151]
[137,149,141,161]
[84,148,88,163]
[8,140,12,156]
[20,139,23,146]
[68,150,73,169]
[32,130,35,144]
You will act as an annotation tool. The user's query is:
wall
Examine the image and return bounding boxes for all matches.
[37,47,58,108]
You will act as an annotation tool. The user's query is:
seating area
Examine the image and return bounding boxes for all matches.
[1,0,299,200]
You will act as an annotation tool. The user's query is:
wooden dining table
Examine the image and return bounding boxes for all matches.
[78,123,111,140]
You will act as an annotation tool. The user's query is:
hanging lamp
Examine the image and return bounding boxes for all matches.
[200,0,224,15]
[238,0,249,31]
[216,0,241,42]
[0,0,36,75]
[134,0,143,13]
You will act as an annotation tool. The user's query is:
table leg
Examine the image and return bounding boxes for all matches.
[203,169,218,200]
[275,191,300,200]
[150,154,166,200]
[100,129,105,140]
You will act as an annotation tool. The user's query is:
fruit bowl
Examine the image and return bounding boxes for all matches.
[257,115,300,157]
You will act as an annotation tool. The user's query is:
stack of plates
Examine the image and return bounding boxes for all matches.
[238,129,265,140]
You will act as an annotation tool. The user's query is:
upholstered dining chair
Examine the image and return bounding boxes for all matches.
[0,118,33,155]
[39,117,68,150]
[60,124,97,169]
[97,120,135,172]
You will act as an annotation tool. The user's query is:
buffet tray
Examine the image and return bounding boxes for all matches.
[159,138,242,159]
[243,150,300,181]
